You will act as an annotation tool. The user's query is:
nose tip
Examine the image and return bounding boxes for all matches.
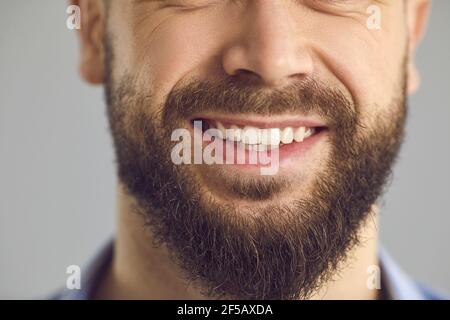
[223,43,314,86]
[221,2,314,87]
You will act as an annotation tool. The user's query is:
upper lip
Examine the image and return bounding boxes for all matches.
[190,113,328,128]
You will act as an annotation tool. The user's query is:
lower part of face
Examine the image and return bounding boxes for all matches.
[103,5,408,297]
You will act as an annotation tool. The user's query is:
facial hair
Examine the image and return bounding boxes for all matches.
[104,36,407,300]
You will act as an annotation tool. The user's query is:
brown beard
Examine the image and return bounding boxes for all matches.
[104,36,407,299]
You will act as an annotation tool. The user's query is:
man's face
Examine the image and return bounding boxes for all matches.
[81,0,428,299]
[106,0,409,200]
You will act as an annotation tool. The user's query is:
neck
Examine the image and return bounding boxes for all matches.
[95,183,381,300]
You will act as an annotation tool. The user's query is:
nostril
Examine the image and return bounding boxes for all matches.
[230,68,263,85]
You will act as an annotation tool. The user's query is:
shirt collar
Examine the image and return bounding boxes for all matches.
[56,239,113,300]
[378,245,426,300]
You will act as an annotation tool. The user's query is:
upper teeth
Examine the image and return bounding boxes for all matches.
[212,121,315,147]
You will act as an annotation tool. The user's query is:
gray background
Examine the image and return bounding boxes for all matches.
[0,1,449,299]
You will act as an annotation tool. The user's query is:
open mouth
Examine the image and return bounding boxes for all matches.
[191,116,328,152]
[185,114,329,174]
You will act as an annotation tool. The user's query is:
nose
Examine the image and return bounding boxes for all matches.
[222,1,314,87]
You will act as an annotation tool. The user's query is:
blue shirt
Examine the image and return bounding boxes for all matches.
[52,239,448,300]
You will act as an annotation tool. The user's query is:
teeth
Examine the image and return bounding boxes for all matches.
[260,128,280,146]
[281,127,294,144]
[250,144,267,152]
[216,121,226,139]
[304,128,315,138]
[212,121,317,148]
[226,125,242,142]
[242,126,260,145]
[294,127,306,142]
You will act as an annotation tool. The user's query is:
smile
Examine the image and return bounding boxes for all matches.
[185,114,329,173]
[202,120,318,151]
[192,114,327,150]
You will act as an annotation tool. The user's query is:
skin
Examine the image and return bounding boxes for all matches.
[72,0,430,299]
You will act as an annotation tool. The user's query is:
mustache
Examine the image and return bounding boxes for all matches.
[162,77,358,131]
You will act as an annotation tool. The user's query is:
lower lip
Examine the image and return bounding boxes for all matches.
[200,128,328,172]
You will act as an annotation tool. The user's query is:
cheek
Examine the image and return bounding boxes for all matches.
[310,16,407,127]
[142,29,202,87]
[127,13,226,102]
[108,11,225,124]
